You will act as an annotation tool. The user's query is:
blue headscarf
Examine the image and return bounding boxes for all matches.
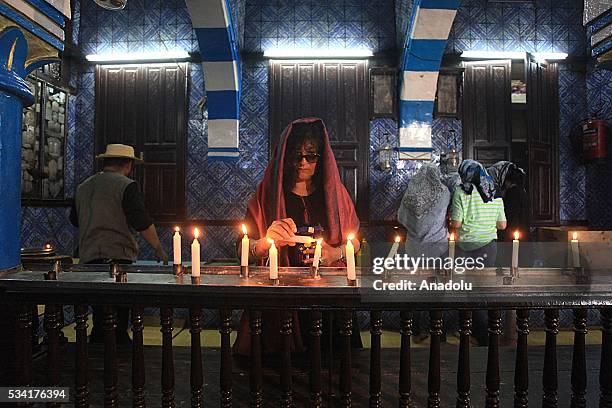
[458,159,496,203]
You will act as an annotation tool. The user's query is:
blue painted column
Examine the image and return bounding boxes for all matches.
[0,28,35,271]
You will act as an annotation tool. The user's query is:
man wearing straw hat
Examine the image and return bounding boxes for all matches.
[71,143,168,343]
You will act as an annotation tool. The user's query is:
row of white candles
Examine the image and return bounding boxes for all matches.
[173,225,357,280]
[172,227,583,278]
[386,229,582,269]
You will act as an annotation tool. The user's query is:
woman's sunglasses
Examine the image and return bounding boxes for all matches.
[294,153,320,163]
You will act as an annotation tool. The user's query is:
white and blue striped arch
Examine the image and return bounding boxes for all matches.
[186,0,241,161]
[398,0,459,160]
[0,0,70,72]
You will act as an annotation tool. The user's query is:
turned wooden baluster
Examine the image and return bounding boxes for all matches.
[310,310,323,407]
[160,307,175,408]
[280,310,293,407]
[131,306,146,408]
[456,310,472,408]
[339,310,353,407]
[369,310,382,408]
[514,309,530,408]
[542,309,559,408]
[219,309,233,408]
[190,307,204,408]
[399,311,413,408]
[250,310,263,407]
[485,310,501,408]
[103,306,119,408]
[74,305,89,408]
[570,308,587,408]
[16,304,33,403]
[45,303,63,408]
[428,310,443,408]
[600,308,612,407]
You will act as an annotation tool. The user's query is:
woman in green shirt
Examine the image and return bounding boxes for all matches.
[450,160,506,346]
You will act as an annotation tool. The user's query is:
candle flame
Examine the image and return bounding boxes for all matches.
[316,238,323,246]
[194,228,200,239]
[267,237,275,245]
[241,224,248,235]
[572,231,578,241]
[514,230,520,240]
[394,235,401,243]
[347,233,355,241]
[44,243,52,250]
[449,232,455,241]
[174,226,180,232]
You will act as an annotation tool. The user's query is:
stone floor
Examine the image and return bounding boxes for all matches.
[30,341,604,407]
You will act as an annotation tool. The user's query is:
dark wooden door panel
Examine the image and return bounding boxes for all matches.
[95,63,188,221]
[462,60,512,161]
[269,60,369,221]
[526,58,559,225]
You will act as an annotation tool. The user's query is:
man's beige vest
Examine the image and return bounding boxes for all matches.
[75,172,138,263]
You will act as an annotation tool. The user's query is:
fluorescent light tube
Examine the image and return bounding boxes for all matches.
[263,48,373,58]
[532,52,568,60]
[461,51,526,59]
[86,50,191,62]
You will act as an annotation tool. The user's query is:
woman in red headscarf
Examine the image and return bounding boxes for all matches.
[234,117,361,355]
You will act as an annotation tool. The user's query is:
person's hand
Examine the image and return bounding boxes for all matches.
[319,242,342,266]
[155,246,169,265]
[265,218,297,247]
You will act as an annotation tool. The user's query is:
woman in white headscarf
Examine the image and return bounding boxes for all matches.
[397,164,453,341]
[398,163,452,258]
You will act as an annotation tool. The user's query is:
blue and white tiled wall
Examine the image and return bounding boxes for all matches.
[585,64,612,229]
[20,0,608,261]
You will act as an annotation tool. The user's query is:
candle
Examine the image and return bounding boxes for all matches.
[387,235,401,259]
[571,231,581,268]
[346,234,356,281]
[241,224,249,267]
[267,238,278,280]
[448,232,456,267]
[512,230,520,269]
[191,228,201,277]
[312,238,323,269]
[173,226,181,265]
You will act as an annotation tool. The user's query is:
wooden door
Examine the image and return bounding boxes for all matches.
[95,63,188,221]
[269,60,369,220]
[462,60,512,166]
[526,57,559,225]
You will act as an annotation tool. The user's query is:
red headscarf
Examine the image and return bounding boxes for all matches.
[245,117,359,264]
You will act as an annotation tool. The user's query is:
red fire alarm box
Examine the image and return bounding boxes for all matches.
[582,119,608,161]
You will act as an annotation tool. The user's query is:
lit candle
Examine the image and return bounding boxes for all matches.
[267,238,278,280]
[512,230,520,269]
[312,238,323,269]
[571,231,581,268]
[173,226,181,265]
[44,243,53,251]
[191,228,201,277]
[346,234,356,281]
[448,232,456,267]
[241,224,249,267]
[387,235,401,259]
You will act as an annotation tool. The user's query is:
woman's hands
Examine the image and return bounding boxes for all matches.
[266,218,297,246]
[303,241,342,266]
[252,218,297,257]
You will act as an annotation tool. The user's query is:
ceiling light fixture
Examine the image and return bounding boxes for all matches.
[94,0,127,10]
[461,50,569,61]
[461,51,526,59]
[263,48,373,58]
[85,50,191,63]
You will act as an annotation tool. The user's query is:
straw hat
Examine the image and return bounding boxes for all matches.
[96,144,143,163]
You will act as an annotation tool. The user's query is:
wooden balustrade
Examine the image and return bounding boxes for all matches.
[456,310,471,408]
[1,265,612,406]
[542,309,560,407]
